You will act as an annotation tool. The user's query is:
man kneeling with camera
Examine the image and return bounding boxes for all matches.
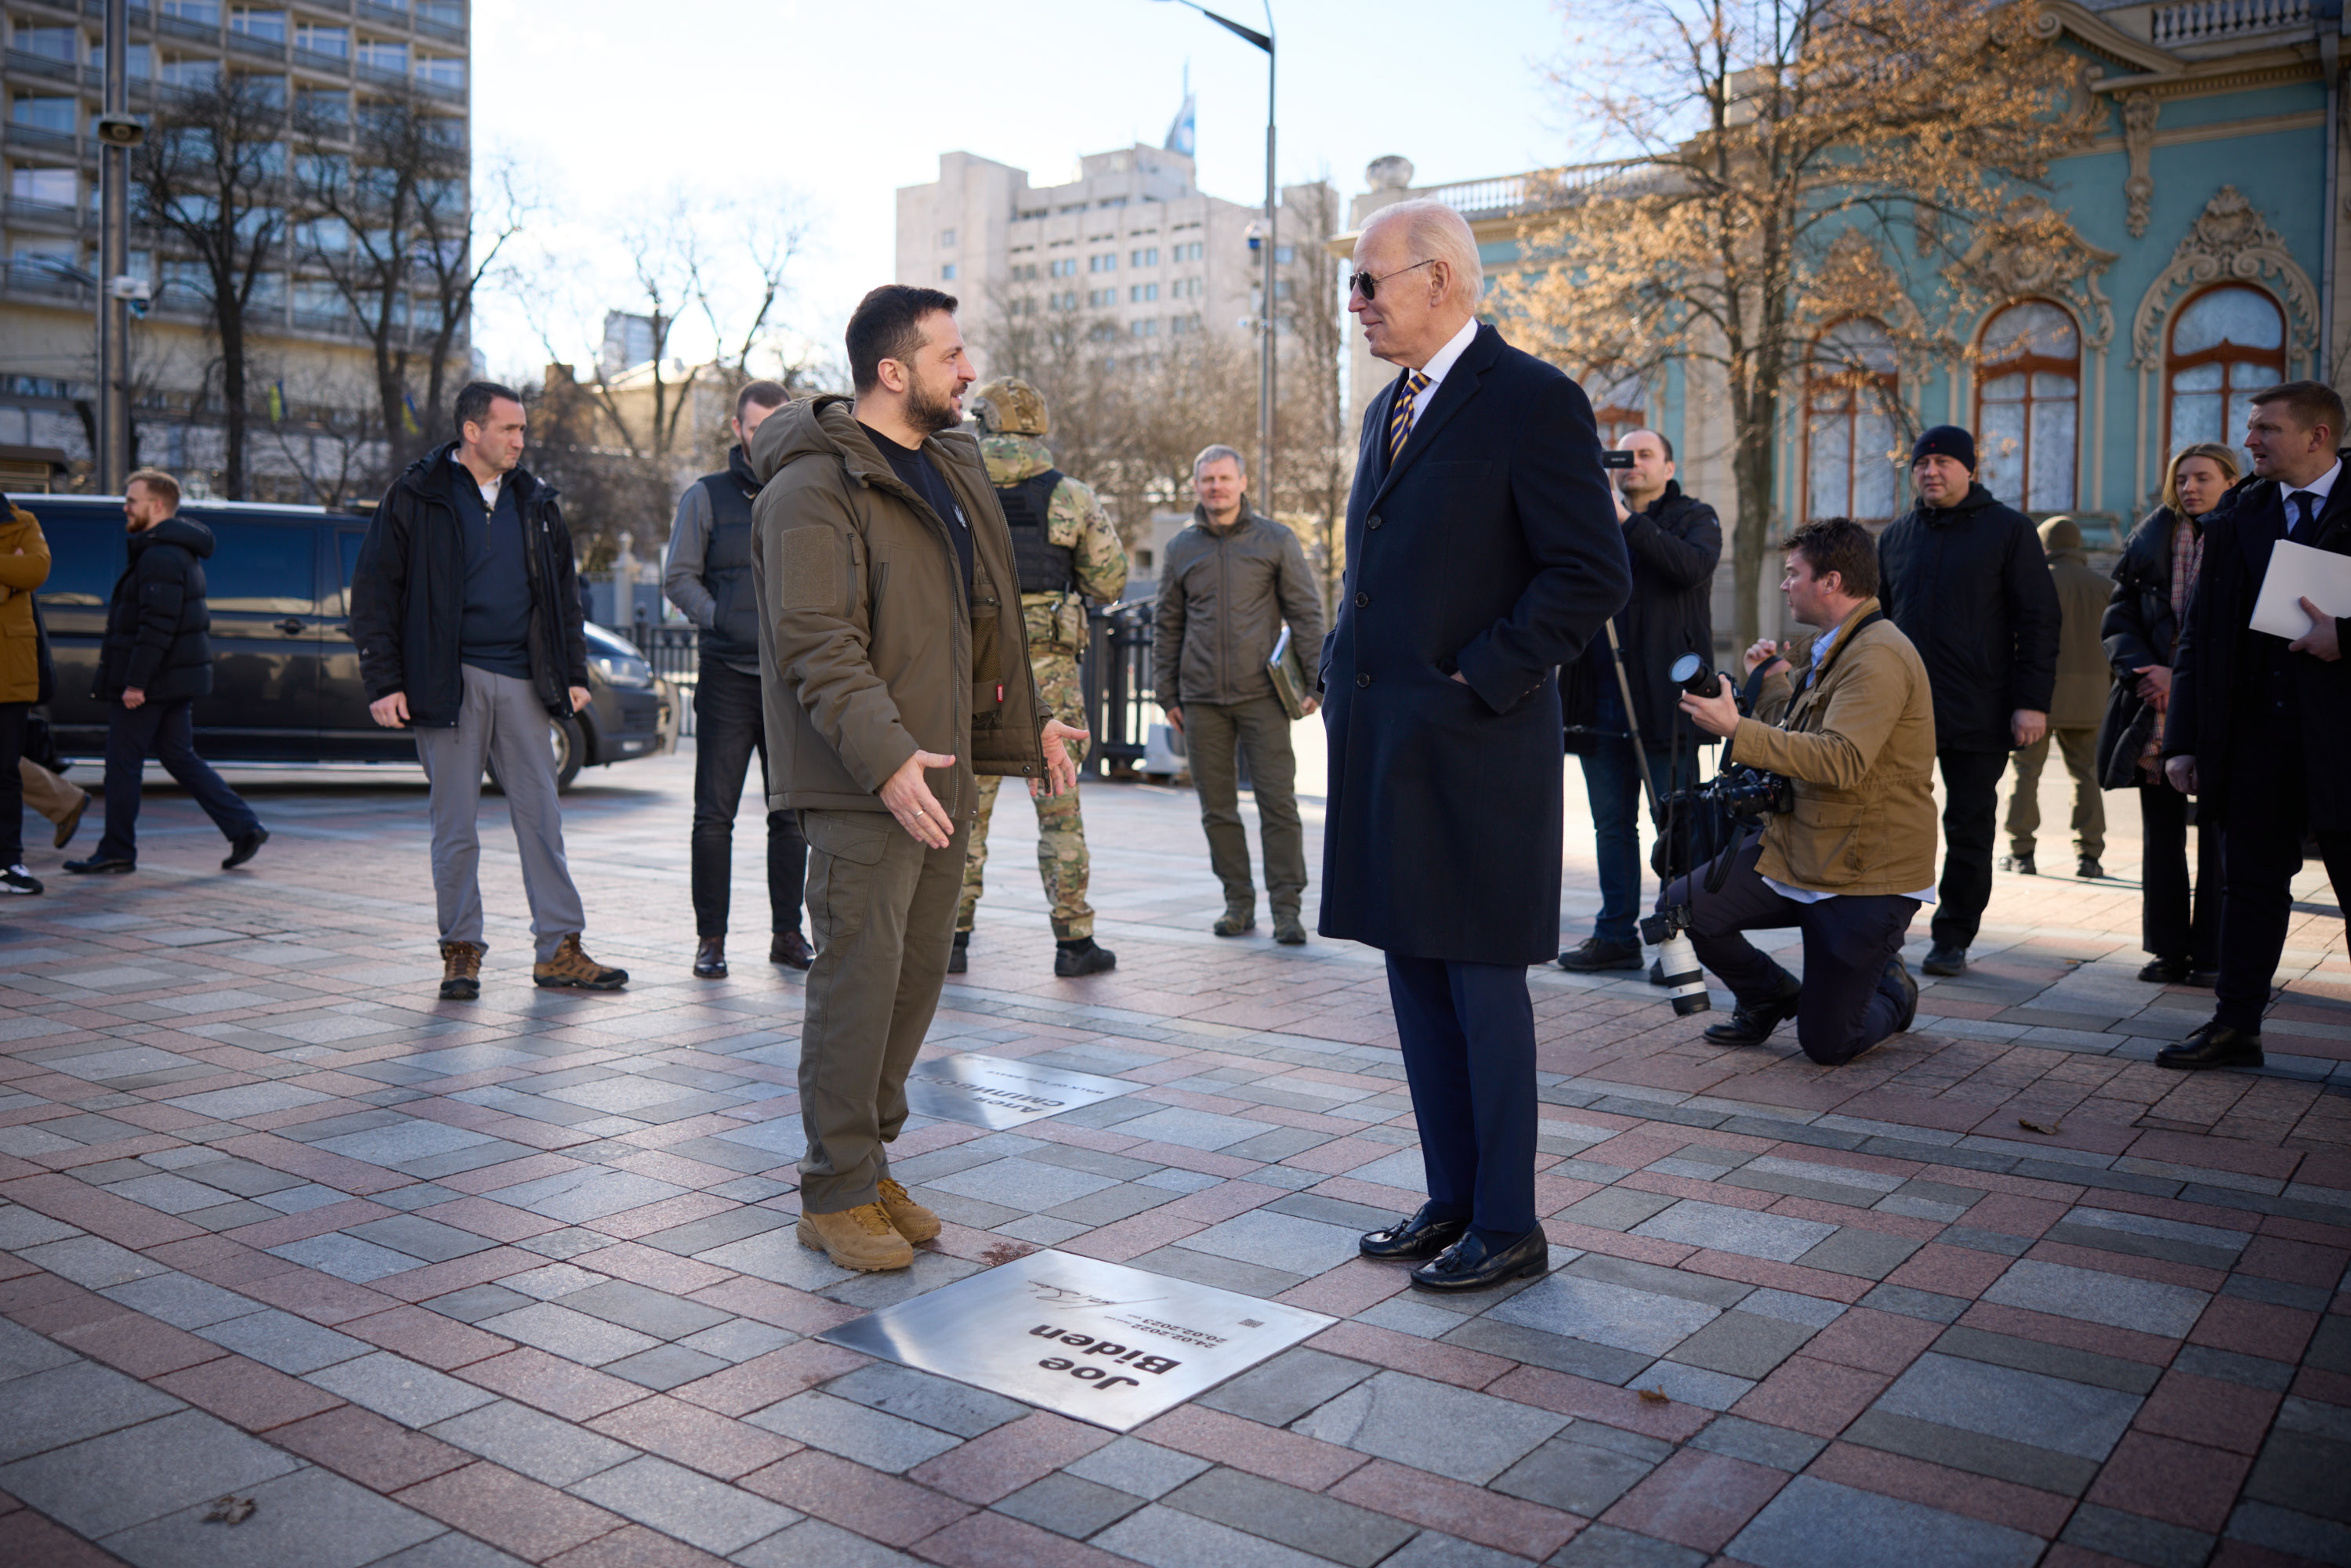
[1663,517,1940,1064]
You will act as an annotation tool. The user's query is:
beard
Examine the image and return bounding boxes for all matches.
[904,375,962,437]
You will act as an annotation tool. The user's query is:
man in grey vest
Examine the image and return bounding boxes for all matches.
[665,380,813,978]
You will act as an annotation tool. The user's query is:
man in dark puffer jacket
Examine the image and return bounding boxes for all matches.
[66,469,266,875]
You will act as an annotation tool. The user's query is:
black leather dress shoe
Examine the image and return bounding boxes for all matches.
[1886,958,1918,1034]
[222,827,268,870]
[1411,1226,1549,1291]
[1704,986,1800,1046]
[2139,958,2190,983]
[770,931,813,970]
[694,936,727,979]
[2157,1021,2263,1071]
[1922,943,1967,976]
[1359,1202,1469,1262]
[62,856,134,875]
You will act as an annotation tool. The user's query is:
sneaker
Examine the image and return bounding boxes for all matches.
[1,865,42,896]
[438,940,483,1001]
[54,790,91,850]
[1558,936,1643,973]
[1273,914,1308,946]
[2077,856,2106,879]
[533,934,628,990]
[876,1177,941,1244]
[1212,910,1256,937]
[1054,939,1116,977]
[222,827,268,870]
[797,1203,914,1271]
[1921,943,1968,977]
[947,931,969,974]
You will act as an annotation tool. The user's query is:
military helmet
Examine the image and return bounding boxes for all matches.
[969,377,1049,438]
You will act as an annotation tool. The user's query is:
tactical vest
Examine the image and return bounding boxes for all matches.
[996,469,1076,596]
[697,458,762,669]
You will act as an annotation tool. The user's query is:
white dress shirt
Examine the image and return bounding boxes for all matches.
[1404,316,1480,426]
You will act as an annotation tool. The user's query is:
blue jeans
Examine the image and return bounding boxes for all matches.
[95,698,261,864]
[1580,689,1694,946]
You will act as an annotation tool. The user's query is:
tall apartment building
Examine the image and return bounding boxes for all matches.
[2,0,469,494]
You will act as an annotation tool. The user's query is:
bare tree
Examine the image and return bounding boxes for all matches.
[1274,179,1351,623]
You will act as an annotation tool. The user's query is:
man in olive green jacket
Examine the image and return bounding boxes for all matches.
[2002,516,2111,877]
[750,285,1083,1272]
[1669,518,1940,1065]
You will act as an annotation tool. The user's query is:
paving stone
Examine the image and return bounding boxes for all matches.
[196,1308,374,1374]
[1555,1188,1679,1232]
[1736,1289,1848,1329]
[823,1362,1029,1438]
[2059,1501,2215,1568]
[690,1229,854,1291]
[484,1168,693,1222]
[1857,1284,1971,1324]
[0,1405,302,1537]
[1494,1432,1659,1515]
[1376,1532,1529,1568]
[0,1204,83,1248]
[1113,1107,1282,1151]
[99,1272,267,1330]
[925,1156,1121,1213]
[0,1316,80,1382]
[103,1461,444,1567]
[677,1319,795,1364]
[748,1390,965,1472]
[1563,1254,1754,1308]
[1486,1273,1721,1356]
[0,1359,184,1462]
[1443,1317,1656,1384]
[1978,1258,2208,1337]
[1163,1465,1418,1567]
[1727,1475,2042,1568]
[1128,1244,1305,1298]
[995,1469,1152,1537]
[1685,1415,1827,1472]
[1094,1502,1334,1568]
[1794,1228,1923,1280]
[731,1516,922,1566]
[567,1453,801,1554]
[268,1233,427,1284]
[368,1534,531,1568]
[20,1235,171,1289]
[1198,1347,1379,1426]
[424,1284,534,1324]
[1063,1435,1214,1498]
[1045,1182,1179,1226]
[557,1278,734,1340]
[1629,1200,1837,1262]
[2172,1344,2295,1392]
[1291,1369,1566,1484]
[475,1302,661,1367]
[1624,1360,1755,1410]
[426,1400,638,1487]
[1930,1325,2162,1396]
[636,1206,795,1257]
[2226,1499,2351,1562]
[1840,1410,2100,1496]
[312,1121,498,1168]
[1174,1209,1365,1277]
[1549,1523,1708,1568]
[1874,1352,2140,1461]
[345,1215,500,1264]
[303,1350,498,1426]
[1661,1311,1816,1380]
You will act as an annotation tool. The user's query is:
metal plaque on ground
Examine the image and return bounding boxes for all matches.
[820,1250,1335,1431]
[902,1052,1139,1131]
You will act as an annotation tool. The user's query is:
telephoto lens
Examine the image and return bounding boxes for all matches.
[1669,652,1719,699]
[1655,932,1711,1016]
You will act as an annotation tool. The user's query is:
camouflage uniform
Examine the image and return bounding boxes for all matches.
[959,429,1128,940]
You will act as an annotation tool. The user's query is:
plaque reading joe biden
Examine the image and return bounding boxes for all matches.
[902,1052,1139,1131]
[820,1250,1335,1431]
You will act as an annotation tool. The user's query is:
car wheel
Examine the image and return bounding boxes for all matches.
[485,716,585,794]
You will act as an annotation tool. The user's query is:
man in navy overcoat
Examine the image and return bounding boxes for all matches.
[1320,199,1630,1290]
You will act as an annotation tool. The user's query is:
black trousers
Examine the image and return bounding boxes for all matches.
[1668,837,1921,1066]
[0,701,24,867]
[1386,954,1537,1235]
[690,661,808,939]
[93,698,260,864]
[2139,778,2220,969]
[2213,747,2351,1032]
[1931,748,2009,950]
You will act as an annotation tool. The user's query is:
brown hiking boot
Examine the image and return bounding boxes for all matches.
[877,1177,940,1244]
[438,940,484,1001]
[534,934,628,990]
[797,1203,914,1271]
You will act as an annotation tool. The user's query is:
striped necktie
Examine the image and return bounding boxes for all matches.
[1387,369,1430,466]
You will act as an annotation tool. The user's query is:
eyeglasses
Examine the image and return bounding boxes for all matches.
[1348,258,1436,302]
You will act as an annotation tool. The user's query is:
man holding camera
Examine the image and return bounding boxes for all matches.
[1668,517,1938,1065]
[1559,429,1722,975]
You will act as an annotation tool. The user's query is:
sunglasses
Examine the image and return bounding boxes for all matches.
[1348,258,1436,301]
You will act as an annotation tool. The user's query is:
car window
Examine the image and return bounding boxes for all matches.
[200,519,317,614]
[339,529,364,588]
[25,509,126,607]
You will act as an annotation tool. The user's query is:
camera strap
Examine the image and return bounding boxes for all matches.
[1773,610,1884,725]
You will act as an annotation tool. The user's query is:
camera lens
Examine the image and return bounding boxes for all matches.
[1671,653,1715,698]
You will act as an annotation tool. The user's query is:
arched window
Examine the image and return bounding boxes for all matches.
[1976,301,2079,513]
[1587,370,1646,451]
[1804,319,1900,523]
[2166,284,2285,464]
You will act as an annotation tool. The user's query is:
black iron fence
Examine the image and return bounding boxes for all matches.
[621,621,701,739]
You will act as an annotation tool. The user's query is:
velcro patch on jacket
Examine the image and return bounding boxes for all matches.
[780,527,838,609]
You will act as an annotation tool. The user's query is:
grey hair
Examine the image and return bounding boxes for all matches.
[1361,198,1483,310]
[1193,444,1246,480]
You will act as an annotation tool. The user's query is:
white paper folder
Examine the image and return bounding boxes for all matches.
[2251,538,2351,641]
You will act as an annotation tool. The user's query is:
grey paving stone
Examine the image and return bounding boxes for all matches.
[1859,1284,1972,1323]
[1094,1504,1332,1568]
[1266,1193,1406,1233]
[1485,1273,1721,1356]
[0,1359,183,1462]
[1939,1226,2034,1257]
[558,1278,734,1339]
[1111,1106,1281,1151]
[1134,1167,1224,1196]
[1663,1310,1816,1379]
[926,1155,1123,1213]
[499,1262,607,1301]
[1629,1200,1838,1262]
[1877,1351,2140,1461]
[1979,1258,2208,1337]
[568,1454,800,1554]
[1729,1476,2041,1568]
[678,1318,795,1364]
[103,1171,249,1215]
[484,1167,692,1222]
[0,1316,78,1382]
[1795,1227,1923,1280]
[1020,1143,1164,1182]
[1197,1347,1378,1427]
[164,1082,334,1119]
[1291,1369,1567,1485]
[0,1406,302,1537]
[2245,1425,2351,1523]
[475,1302,661,1367]
[1842,1410,2100,1496]
[100,1461,444,1568]
[1554,1187,1679,1231]
[1562,1252,1754,1308]
[2059,1502,2214,1568]
[1174,1208,1365,1279]
[303,1351,498,1426]
[1737,1288,1849,1328]
[823,1362,1028,1438]
[1494,1432,1658,1515]
[1041,1182,1177,1226]
[1931,1325,2162,1396]
[1548,1523,1708,1568]
[819,1249,984,1311]
[1128,1244,1304,1298]
[1687,1414,1828,1472]
[996,1471,1150,1538]
[1064,1436,1214,1498]
[691,1229,854,1291]
[367,1534,531,1568]
[1443,1317,1657,1384]
[1378,1533,1527,1568]
[310,1120,496,1168]
[2226,1500,2351,1562]
[267,1233,425,1284]
[344,1214,499,1263]
[0,1204,82,1248]
[1219,1127,1334,1164]
[195,1309,373,1374]
[748,1390,965,1472]
[1163,1466,1416,1568]
[2173,1344,2296,1392]
[732,1518,922,1566]
[427,1400,637,1487]
[1625,1360,1755,1410]
[19,1234,170,1288]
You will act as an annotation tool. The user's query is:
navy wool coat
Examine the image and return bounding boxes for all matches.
[1317,324,1632,965]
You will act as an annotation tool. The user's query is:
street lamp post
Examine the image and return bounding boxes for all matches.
[96,0,131,492]
[1154,1,1275,512]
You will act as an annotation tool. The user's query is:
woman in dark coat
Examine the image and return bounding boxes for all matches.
[2096,442,2239,984]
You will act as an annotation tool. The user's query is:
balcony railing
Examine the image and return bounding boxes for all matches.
[2150,0,2310,43]
[4,48,82,83]
[0,259,92,300]
[4,195,82,227]
[355,0,411,27]
[4,121,82,156]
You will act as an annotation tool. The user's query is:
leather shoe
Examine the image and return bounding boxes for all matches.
[1886,957,1918,1034]
[1359,1201,1469,1262]
[1922,943,1967,976]
[1411,1226,1549,1291]
[1704,984,1800,1046]
[1054,940,1117,977]
[2078,856,2106,879]
[1999,852,2036,875]
[2157,1021,2263,1071]
[63,856,133,875]
[2188,968,2219,988]
[946,932,968,974]
[1558,936,1642,973]
[2139,958,2190,983]
[770,931,813,970]
[693,936,727,979]
[222,827,268,870]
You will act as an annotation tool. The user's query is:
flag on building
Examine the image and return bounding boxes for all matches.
[402,393,421,436]
[1164,65,1196,158]
[267,381,284,425]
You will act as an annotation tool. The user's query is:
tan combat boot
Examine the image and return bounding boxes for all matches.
[534,934,628,990]
[438,940,484,1001]
[877,1178,941,1244]
[797,1203,914,1271]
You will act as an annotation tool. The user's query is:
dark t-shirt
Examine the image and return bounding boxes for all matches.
[452,463,533,679]
[860,422,972,599]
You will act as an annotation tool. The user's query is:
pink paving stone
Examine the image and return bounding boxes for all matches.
[342,1305,514,1370]
[1675,1251,1871,1304]
[1954,1302,2180,1364]
[738,1451,973,1548]
[1800,1307,1943,1376]
[1541,1220,1697,1268]
[144,1233,299,1287]
[223,1198,401,1251]
[1599,1449,1789,1553]
[1279,1136,1403,1176]
[668,1339,872,1418]
[1806,1442,2074,1537]
[1308,1175,1432,1212]
[1057,1209,1205,1262]
[1154,1179,1285,1224]
[1728,1356,1890,1439]
[1882,1242,2014,1298]
[1117,1143,1262,1179]
[1136,1406,1371,1490]
[1304,1320,1513,1391]
[2237,1234,2351,1288]
[585,1393,803,1480]
[415,1194,567,1244]
[154,1353,347,1432]
[208,1131,415,1194]
[273,1406,476,1492]
[1759,1195,1941,1241]
[1483,1367,1712,1444]
[586,1192,739,1241]
[2024,1239,2226,1295]
[53,1307,227,1378]
[1329,1458,1583,1559]
[1273,1258,1411,1317]
[542,1523,734,1568]
[0,1171,205,1248]
[2124,1129,2304,1179]
[436,1151,588,1196]
[1619,1171,1780,1209]
[2260,1213,2351,1250]
[2186,1295,2320,1362]
[456,1346,654,1421]
[376,1247,544,1304]
[2086,1432,2254,1532]
[908,1508,1139,1568]
[235,1267,402,1326]
[683,1275,860,1334]
[906,1410,1114,1504]
[396,1461,629,1563]
[563,1241,734,1295]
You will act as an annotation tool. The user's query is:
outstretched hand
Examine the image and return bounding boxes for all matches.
[882,749,957,848]
[1034,719,1089,798]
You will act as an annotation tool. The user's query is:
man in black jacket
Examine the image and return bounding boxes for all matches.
[2162,382,2351,1070]
[350,382,626,1001]
[1559,429,1720,973]
[65,470,266,876]
[1878,425,2059,976]
[663,379,812,980]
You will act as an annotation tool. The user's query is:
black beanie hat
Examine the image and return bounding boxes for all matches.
[1912,425,1976,472]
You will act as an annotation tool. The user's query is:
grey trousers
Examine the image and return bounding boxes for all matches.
[414,664,585,963]
[797,806,969,1215]
[1185,693,1305,917]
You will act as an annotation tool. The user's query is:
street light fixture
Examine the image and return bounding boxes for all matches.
[1149,0,1275,513]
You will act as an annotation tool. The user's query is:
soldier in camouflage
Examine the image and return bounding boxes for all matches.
[954,378,1128,978]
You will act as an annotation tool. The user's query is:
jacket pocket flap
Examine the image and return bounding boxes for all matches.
[802,809,894,867]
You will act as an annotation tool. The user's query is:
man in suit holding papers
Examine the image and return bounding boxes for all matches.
[2164,381,2351,1070]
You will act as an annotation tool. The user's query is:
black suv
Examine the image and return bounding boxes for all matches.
[15,494,676,790]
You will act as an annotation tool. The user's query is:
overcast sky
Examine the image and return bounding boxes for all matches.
[469,0,1578,382]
